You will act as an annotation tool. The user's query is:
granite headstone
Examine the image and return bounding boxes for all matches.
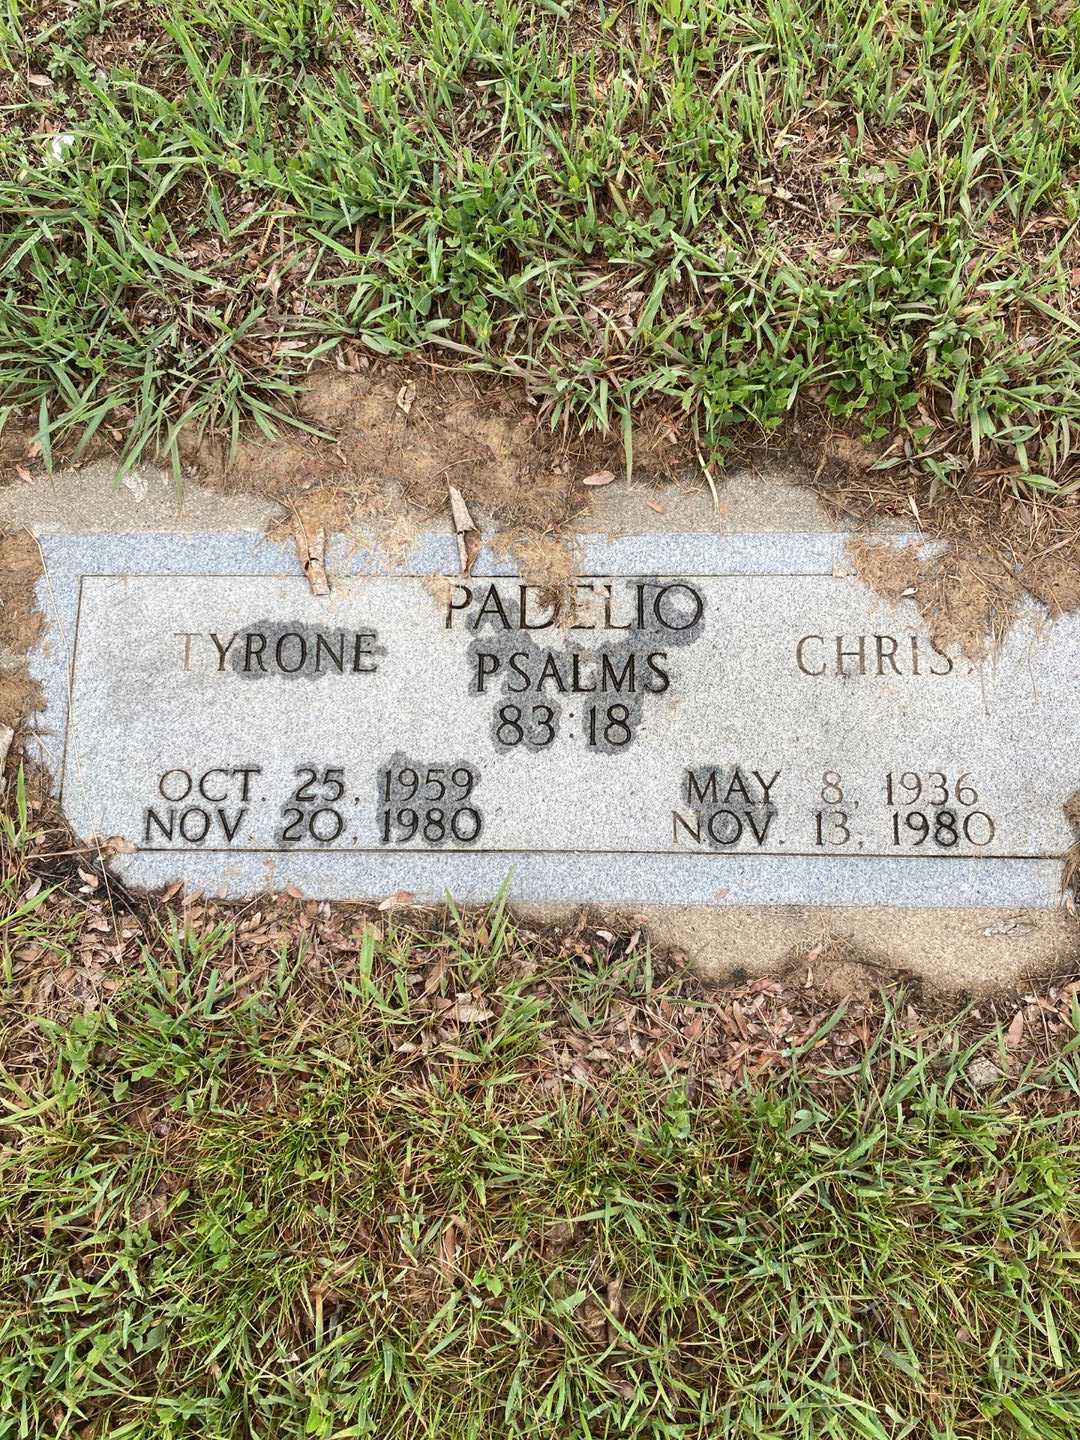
[27,529,1079,907]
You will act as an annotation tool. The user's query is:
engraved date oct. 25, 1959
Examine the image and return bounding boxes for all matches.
[141,760,487,849]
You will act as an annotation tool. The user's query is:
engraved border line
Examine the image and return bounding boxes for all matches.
[135,847,1055,861]
[66,569,1003,862]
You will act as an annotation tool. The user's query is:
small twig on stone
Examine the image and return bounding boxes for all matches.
[449,484,479,576]
[694,448,720,512]
[292,511,330,596]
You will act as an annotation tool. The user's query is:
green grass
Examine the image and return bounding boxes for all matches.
[1,856,1079,1438]
[0,1,1078,493]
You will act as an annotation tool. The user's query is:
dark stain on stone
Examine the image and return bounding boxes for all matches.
[676,765,781,850]
[462,577,706,755]
[375,750,485,847]
[226,621,387,680]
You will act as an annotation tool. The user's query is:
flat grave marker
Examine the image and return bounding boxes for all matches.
[27,529,1080,907]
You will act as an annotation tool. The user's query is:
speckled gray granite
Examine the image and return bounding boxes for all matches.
[26,527,1079,909]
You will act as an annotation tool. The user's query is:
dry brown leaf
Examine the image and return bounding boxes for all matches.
[28,73,52,87]
[1004,1009,1025,1048]
[582,469,615,487]
[438,1220,458,1274]
[423,958,447,996]
[451,1000,494,1023]
[378,890,415,911]
[646,500,666,513]
[396,382,415,415]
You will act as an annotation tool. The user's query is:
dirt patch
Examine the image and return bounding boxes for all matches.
[810,423,1080,629]
[0,671,41,733]
[192,367,593,583]
[170,364,1080,627]
[489,529,579,615]
[847,535,920,603]
[849,536,1025,659]
[188,365,611,534]
[0,530,43,654]
[0,423,47,490]
[784,932,911,1002]
[1018,541,1080,615]
[1062,789,1080,903]
[265,484,370,546]
[207,364,665,588]
[815,431,878,478]
[0,529,44,735]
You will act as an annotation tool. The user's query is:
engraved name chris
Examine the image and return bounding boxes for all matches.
[795,632,953,676]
